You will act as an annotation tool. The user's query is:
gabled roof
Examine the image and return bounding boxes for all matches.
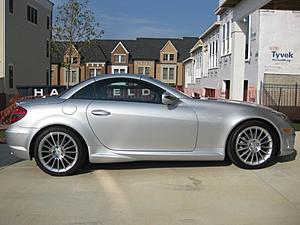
[190,39,203,53]
[160,40,178,53]
[199,21,221,40]
[77,41,107,63]
[51,37,198,64]
[133,37,198,61]
[111,41,129,54]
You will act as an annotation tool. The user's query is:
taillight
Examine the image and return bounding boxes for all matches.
[10,106,27,124]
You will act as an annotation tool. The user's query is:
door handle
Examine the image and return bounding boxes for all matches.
[91,109,111,116]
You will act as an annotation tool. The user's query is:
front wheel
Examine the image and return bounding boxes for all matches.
[227,120,279,169]
[33,127,86,176]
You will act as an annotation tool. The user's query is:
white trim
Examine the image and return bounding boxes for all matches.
[111,41,129,54]
[190,39,203,53]
[161,64,177,84]
[182,57,193,64]
[200,21,221,40]
[86,62,105,67]
[112,65,128,74]
[88,68,102,77]
[113,54,126,63]
[64,44,80,57]
[162,53,175,61]
[160,40,178,53]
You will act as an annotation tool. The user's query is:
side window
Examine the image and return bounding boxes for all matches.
[94,78,164,104]
[71,83,95,99]
[9,65,14,89]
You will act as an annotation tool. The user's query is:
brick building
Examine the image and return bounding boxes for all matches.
[51,37,198,90]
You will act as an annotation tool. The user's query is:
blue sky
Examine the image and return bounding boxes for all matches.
[51,0,219,39]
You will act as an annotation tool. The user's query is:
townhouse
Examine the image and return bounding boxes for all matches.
[184,7,300,103]
[0,0,53,108]
[51,37,198,91]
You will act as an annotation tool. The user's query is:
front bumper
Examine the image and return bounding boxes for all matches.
[278,129,296,157]
[5,126,39,160]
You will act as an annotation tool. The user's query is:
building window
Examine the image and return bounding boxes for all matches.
[9,65,14,89]
[245,15,251,60]
[162,67,176,83]
[195,53,201,69]
[226,21,230,54]
[9,0,14,14]
[65,70,79,85]
[27,5,38,24]
[208,40,218,69]
[47,16,50,29]
[215,41,218,67]
[222,21,231,56]
[114,68,126,74]
[46,69,51,85]
[46,40,49,58]
[112,65,127,74]
[66,57,78,64]
[163,54,175,61]
[89,68,102,77]
[114,54,126,63]
[89,69,94,77]
[96,69,101,76]
[138,66,150,75]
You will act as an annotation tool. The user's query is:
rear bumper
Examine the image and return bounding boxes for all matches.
[5,126,39,160]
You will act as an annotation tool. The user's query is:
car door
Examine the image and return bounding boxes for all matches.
[86,78,198,152]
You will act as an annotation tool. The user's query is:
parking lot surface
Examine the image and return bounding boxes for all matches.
[0,134,300,225]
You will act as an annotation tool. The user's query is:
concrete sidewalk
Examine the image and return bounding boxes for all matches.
[0,134,299,225]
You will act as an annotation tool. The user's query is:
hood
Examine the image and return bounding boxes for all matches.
[198,97,277,112]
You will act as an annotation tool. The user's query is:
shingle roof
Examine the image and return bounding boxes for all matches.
[51,37,199,64]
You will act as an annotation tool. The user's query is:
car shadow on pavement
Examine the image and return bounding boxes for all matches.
[0,144,23,169]
[76,151,298,175]
[0,156,23,169]
[78,159,233,175]
[277,150,297,163]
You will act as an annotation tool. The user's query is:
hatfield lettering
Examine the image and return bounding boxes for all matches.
[272,51,294,62]
[33,88,60,97]
[112,89,151,97]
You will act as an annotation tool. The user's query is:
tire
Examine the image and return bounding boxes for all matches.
[33,126,87,176]
[227,120,279,169]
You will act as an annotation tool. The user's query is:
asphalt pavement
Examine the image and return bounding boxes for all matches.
[0,134,300,225]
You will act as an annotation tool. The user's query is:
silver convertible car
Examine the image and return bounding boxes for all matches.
[6,74,296,176]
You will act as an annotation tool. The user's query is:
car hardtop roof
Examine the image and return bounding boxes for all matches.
[59,74,190,100]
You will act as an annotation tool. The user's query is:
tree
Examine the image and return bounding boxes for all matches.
[52,0,104,88]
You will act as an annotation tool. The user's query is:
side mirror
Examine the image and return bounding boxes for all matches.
[162,92,179,105]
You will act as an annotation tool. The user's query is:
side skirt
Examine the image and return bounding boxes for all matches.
[88,146,225,163]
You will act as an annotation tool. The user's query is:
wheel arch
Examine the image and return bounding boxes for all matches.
[224,118,281,157]
[29,124,89,160]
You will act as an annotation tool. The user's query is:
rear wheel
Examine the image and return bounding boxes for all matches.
[33,127,86,176]
[227,120,279,169]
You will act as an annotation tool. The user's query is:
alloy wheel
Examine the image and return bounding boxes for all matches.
[38,132,79,173]
[235,126,273,166]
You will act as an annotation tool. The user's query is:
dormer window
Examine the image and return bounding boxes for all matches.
[67,57,78,64]
[114,54,126,63]
[163,53,175,61]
